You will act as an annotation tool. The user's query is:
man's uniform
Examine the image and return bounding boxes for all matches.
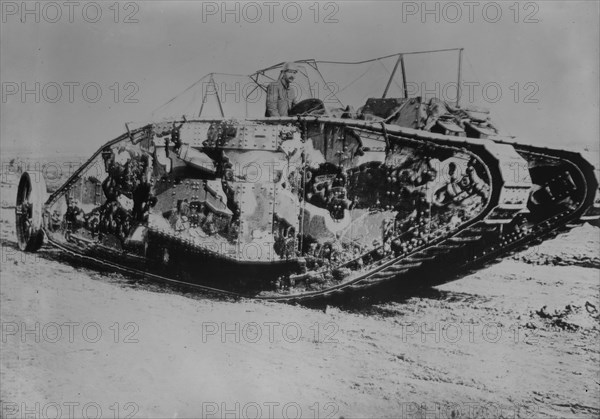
[265,62,298,117]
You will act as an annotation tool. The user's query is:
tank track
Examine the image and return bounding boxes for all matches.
[452,143,599,268]
[40,117,597,303]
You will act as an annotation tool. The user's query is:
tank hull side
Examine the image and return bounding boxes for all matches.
[39,118,536,301]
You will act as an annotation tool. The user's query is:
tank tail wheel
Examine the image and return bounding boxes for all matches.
[15,171,47,252]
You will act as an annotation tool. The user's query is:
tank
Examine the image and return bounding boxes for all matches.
[15,49,599,302]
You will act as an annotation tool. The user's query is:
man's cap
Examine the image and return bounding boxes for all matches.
[282,62,299,72]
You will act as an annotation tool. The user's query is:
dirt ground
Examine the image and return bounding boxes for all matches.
[1,176,599,418]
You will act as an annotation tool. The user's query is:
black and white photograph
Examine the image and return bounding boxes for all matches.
[1,1,599,418]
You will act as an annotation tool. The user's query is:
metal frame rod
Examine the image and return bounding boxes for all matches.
[382,55,403,98]
[318,47,463,65]
[457,48,464,108]
[400,55,408,98]
[211,75,225,118]
[197,74,211,118]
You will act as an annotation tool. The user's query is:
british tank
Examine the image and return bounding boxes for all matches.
[15,48,599,302]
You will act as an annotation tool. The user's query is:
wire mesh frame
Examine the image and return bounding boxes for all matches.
[171,48,465,119]
[242,49,465,112]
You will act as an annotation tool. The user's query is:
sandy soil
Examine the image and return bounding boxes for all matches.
[1,177,599,418]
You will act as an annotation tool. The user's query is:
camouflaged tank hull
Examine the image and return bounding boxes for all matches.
[15,116,599,302]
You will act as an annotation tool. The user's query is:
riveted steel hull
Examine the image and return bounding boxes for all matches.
[35,115,594,302]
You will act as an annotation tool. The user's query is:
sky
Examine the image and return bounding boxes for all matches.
[1,0,599,155]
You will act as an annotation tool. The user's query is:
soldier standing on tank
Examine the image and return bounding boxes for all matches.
[265,62,298,117]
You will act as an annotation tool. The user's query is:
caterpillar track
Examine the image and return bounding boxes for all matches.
[401,143,599,293]
[15,113,597,303]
